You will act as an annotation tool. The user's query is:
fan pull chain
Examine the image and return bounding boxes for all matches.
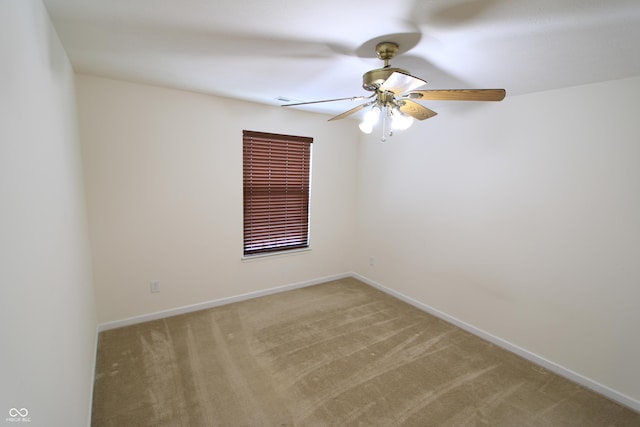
[381,106,387,142]
[380,106,394,142]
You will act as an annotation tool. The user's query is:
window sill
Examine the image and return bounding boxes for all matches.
[241,247,312,262]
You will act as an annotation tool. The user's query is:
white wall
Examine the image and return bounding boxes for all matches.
[76,75,359,324]
[354,76,640,407]
[0,1,97,426]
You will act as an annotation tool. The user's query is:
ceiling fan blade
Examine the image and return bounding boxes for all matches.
[398,100,438,120]
[282,95,373,107]
[409,89,506,101]
[380,71,427,95]
[328,101,375,121]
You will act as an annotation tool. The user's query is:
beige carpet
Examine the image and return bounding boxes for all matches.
[92,278,640,426]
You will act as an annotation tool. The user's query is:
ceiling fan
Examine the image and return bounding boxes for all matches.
[282,41,505,139]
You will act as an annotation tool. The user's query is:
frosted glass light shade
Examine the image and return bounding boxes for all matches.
[391,108,414,130]
[359,106,381,134]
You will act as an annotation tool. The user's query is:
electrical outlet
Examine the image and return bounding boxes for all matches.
[369,256,376,266]
[150,280,160,293]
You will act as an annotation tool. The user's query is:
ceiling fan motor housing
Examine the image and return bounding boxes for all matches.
[363,42,408,92]
[362,67,410,92]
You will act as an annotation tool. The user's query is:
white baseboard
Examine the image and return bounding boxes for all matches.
[97,272,352,332]
[351,272,640,413]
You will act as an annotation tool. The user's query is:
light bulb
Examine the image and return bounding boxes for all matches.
[359,106,381,134]
[366,106,381,123]
[391,109,414,130]
[359,121,373,134]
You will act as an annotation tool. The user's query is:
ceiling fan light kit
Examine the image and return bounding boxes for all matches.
[283,41,506,141]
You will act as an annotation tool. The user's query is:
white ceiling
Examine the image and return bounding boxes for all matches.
[43,0,640,117]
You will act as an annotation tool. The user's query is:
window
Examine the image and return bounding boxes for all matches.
[242,130,313,256]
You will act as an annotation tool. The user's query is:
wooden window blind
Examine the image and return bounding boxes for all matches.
[243,130,313,255]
